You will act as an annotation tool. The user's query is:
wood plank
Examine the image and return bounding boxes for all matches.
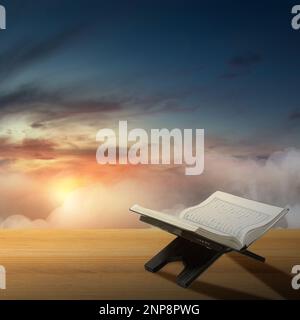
[0,229,299,299]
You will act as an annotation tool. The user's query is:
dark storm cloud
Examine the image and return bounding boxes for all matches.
[0,84,123,121]
[229,52,262,68]
[0,85,64,111]
[30,122,46,129]
[289,111,300,121]
[221,52,262,79]
[0,81,199,126]
[221,71,245,79]
[0,27,82,81]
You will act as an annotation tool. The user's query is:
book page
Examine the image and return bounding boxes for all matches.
[181,197,270,239]
[130,204,198,233]
[180,191,284,240]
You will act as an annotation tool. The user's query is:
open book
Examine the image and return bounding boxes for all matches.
[130,191,289,250]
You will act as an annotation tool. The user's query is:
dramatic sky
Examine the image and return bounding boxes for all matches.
[0,0,300,228]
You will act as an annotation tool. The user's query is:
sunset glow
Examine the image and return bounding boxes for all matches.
[0,1,299,229]
[50,178,85,203]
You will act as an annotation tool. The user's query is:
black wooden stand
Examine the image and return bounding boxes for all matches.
[141,216,265,288]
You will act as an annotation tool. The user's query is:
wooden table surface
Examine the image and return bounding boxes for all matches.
[0,229,299,300]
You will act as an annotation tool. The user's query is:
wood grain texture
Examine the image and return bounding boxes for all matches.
[0,229,299,300]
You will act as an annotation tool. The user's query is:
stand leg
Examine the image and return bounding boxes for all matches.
[145,237,227,288]
[145,237,183,273]
[176,250,224,288]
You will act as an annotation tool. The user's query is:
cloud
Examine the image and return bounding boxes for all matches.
[47,181,146,228]
[221,52,262,79]
[0,148,299,229]
[0,82,201,128]
[31,122,46,129]
[42,148,300,229]
[0,27,82,81]
[0,84,64,112]
[0,173,56,223]
[46,167,191,228]
[229,52,262,68]
[0,84,123,120]
[285,205,300,228]
[0,215,48,229]
[221,71,248,79]
[288,111,300,121]
[198,149,300,228]
[0,137,57,160]
[0,158,13,167]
